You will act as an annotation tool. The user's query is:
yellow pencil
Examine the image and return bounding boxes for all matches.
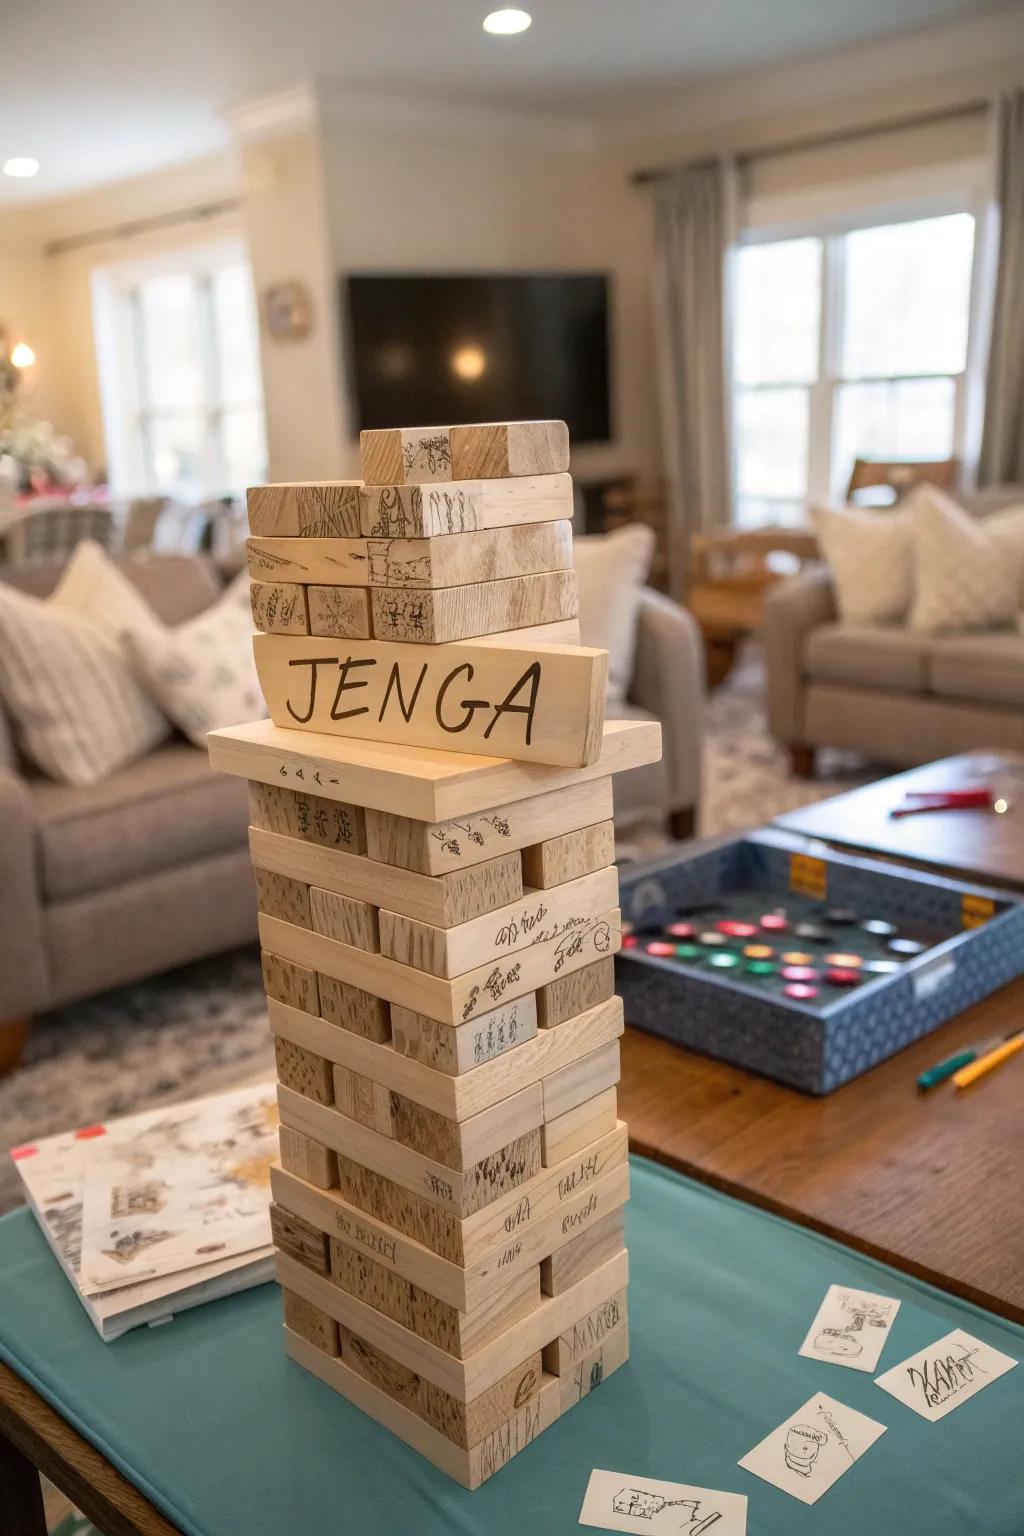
[952,1033,1024,1090]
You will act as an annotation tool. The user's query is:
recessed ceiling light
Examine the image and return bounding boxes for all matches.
[3,157,39,178]
[483,8,532,35]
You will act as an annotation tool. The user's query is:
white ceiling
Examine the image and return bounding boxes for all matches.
[1,0,1018,205]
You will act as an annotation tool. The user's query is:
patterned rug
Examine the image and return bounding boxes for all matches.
[0,648,877,1218]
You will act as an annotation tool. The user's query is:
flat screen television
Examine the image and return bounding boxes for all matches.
[344,272,611,444]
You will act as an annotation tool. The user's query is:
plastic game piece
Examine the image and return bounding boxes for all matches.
[824,953,863,969]
[697,932,729,947]
[645,942,675,958]
[621,935,638,950]
[743,944,774,959]
[825,907,858,925]
[781,951,813,965]
[674,944,703,960]
[707,951,741,969]
[825,967,862,986]
[780,965,818,982]
[784,982,818,1000]
[888,937,927,956]
[759,914,789,932]
[794,922,826,941]
[667,922,696,939]
[745,959,776,976]
[862,958,902,974]
[861,918,897,937]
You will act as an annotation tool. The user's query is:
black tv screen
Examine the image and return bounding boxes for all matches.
[345,273,610,444]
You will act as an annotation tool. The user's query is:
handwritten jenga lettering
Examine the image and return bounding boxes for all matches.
[561,1191,598,1234]
[498,1240,522,1268]
[504,1196,531,1234]
[424,1171,453,1202]
[558,1153,600,1201]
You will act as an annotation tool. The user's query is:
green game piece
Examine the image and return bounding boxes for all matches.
[707,951,741,970]
[674,943,704,960]
[745,959,776,976]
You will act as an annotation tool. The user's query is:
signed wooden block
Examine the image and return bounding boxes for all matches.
[359,421,569,486]
[282,1286,340,1355]
[391,995,538,1076]
[542,1287,628,1375]
[366,522,572,590]
[253,867,310,928]
[309,886,379,951]
[332,1064,395,1137]
[522,820,616,890]
[369,569,578,645]
[365,777,613,877]
[543,1040,621,1121]
[537,956,615,1028]
[359,472,572,538]
[387,1084,544,1173]
[540,1208,625,1298]
[246,535,369,586]
[249,780,366,855]
[262,950,320,1015]
[250,579,309,635]
[379,866,620,979]
[278,1124,338,1191]
[558,1324,629,1412]
[259,907,621,1026]
[274,1034,333,1105]
[251,827,523,928]
[270,1201,330,1274]
[318,973,391,1043]
[307,584,371,640]
[247,481,362,538]
[541,1085,618,1167]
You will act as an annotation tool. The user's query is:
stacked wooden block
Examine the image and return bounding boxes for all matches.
[210,420,662,1488]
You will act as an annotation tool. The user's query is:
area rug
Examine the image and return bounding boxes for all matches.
[0,648,876,1217]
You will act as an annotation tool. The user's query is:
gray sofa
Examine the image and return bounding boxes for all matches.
[764,487,1024,775]
[0,555,704,1064]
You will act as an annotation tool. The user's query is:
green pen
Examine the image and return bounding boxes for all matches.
[917,1034,1011,1091]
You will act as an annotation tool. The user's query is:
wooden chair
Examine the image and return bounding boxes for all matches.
[846,457,959,505]
[3,503,115,565]
[688,526,820,687]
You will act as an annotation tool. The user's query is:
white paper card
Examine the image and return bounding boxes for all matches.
[738,1393,886,1506]
[579,1469,748,1535]
[798,1284,901,1373]
[874,1328,1017,1421]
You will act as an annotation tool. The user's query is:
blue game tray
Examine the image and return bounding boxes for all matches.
[616,828,1024,1094]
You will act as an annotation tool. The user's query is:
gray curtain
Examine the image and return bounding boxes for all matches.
[651,161,735,599]
[979,90,1024,485]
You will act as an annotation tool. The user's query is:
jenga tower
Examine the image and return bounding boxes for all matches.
[209,421,662,1488]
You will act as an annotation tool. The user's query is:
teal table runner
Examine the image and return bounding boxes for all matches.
[1,1157,1021,1535]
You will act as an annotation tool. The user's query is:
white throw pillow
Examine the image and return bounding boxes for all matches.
[125,572,264,746]
[982,502,1024,608]
[0,546,170,786]
[909,485,1020,634]
[573,524,655,703]
[812,504,913,625]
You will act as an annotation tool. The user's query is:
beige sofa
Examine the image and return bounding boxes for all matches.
[0,555,704,1062]
[764,487,1024,775]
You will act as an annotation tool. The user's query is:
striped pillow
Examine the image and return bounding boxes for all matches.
[0,565,169,786]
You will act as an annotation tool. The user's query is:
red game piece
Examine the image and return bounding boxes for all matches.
[760,914,789,932]
[825,967,861,986]
[716,919,758,939]
[622,934,638,949]
[784,982,819,1000]
[780,965,818,982]
[667,921,695,939]
[645,941,675,957]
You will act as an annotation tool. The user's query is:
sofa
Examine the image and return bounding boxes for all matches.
[764,487,1024,776]
[0,554,704,1064]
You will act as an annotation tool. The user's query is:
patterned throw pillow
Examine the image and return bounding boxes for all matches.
[812,505,913,625]
[125,572,264,746]
[908,485,1021,634]
[0,544,170,786]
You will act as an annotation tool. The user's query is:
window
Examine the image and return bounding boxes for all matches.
[94,241,267,500]
[731,211,977,527]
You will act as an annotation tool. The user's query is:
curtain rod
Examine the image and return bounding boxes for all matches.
[44,196,243,257]
[631,98,990,185]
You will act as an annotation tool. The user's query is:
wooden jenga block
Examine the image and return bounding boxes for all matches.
[334,1153,467,1264]
[248,781,366,855]
[522,820,616,890]
[246,536,369,586]
[537,956,615,1028]
[278,1124,338,1190]
[366,522,572,589]
[542,1288,628,1375]
[364,777,613,877]
[339,1326,543,1451]
[475,618,580,647]
[540,1209,626,1297]
[259,906,621,1026]
[359,422,569,486]
[270,1202,330,1274]
[359,473,572,538]
[558,1324,629,1412]
[247,481,362,537]
[329,1238,538,1358]
[542,1086,618,1168]
[307,584,371,639]
[369,569,577,645]
[391,995,538,1076]
[274,1035,333,1105]
[282,1286,339,1355]
[317,974,391,1042]
[385,1085,543,1172]
[262,951,319,1015]
[331,1064,395,1136]
[251,826,522,927]
[250,579,309,635]
[309,886,379,951]
[253,867,310,928]
[543,1041,620,1120]
[379,866,619,979]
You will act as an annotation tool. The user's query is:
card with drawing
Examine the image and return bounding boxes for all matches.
[579,1469,747,1535]
[875,1328,1017,1421]
[798,1283,900,1372]
[738,1392,886,1506]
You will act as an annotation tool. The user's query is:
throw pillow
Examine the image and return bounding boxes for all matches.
[812,504,913,625]
[125,572,264,746]
[982,502,1024,608]
[573,523,655,702]
[908,485,1020,634]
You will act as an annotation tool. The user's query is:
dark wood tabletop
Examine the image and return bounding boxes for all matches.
[620,975,1024,1325]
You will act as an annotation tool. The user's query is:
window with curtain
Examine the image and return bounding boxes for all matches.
[731,210,977,527]
[94,242,267,500]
